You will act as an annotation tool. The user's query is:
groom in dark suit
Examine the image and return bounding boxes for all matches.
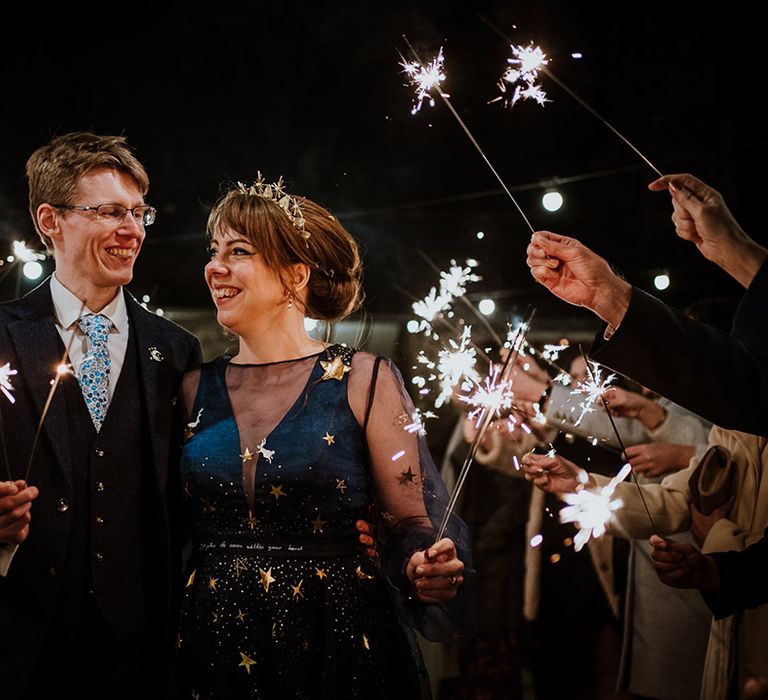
[0,132,202,699]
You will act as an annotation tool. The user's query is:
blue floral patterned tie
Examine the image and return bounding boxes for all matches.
[77,313,112,431]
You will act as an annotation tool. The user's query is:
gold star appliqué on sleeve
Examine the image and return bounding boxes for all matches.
[322,432,335,445]
[270,484,287,501]
[320,356,351,381]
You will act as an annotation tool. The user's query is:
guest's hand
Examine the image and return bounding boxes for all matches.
[526,231,631,327]
[649,534,720,592]
[355,519,378,560]
[406,538,464,603]
[0,480,39,545]
[743,677,768,700]
[624,442,694,479]
[648,173,767,288]
[521,452,582,494]
[689,499,734,548]
[603,386,666,429]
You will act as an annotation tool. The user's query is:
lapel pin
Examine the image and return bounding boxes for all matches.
[148,347,164,362]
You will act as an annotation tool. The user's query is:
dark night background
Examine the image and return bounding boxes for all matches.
[1,1,764,337]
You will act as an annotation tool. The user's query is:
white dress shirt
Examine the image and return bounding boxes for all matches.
[50,273,130,398]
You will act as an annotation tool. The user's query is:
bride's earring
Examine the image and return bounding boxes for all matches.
[287,291,294,309]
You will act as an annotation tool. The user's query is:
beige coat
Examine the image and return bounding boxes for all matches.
[593,427,768,700]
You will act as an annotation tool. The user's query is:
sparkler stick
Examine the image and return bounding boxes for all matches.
[434,306,536,542]
[578,345,658,534]
[478,15,664,178]
[23,300,85,483]
[401,35,535,234]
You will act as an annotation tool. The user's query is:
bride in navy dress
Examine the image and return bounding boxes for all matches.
[172,176,474,699]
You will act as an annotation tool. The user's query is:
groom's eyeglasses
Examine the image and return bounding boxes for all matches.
[53,203,157,227]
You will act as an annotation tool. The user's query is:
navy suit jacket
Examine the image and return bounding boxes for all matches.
[0,278,202,683]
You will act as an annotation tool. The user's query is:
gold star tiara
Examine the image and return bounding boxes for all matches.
[236,173,309,240]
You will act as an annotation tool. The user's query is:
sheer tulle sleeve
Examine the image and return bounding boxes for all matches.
[349,352,476,641]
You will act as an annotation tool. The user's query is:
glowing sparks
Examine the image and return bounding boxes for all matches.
[459,363,514,427]
[391,450,406,461]
[559,463,631,551]
[570,361,615,426]
[11,241,45,263]
[401,47,448,115]
[410,259,481,338]
[504,320,529,352]
[491,44,549,109]
[403,408,436,435]
[0,362,17,404]
[542,343,569,361]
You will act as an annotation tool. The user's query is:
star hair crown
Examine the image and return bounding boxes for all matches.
[237,173,309,240]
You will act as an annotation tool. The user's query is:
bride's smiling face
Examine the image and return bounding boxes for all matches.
[205,228,287,332]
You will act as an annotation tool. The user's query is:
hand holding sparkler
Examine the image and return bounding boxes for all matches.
[526,231,631,328]
[623,442,696,479]
[406,537,465,603]
[649,173,768,289]
[649,534,720,592]
[521,451,583,494]
[0,480,39,545]
[603,386,666,428]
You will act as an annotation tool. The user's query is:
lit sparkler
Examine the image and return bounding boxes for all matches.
[0,362,17,404]
[459,362,514,428]
[434,326,479,408]
[400,46,448,115]
[491,44,549,109]
[435,309,535,542]
[560,463,631,551]
[570,360,615,426]
[400,35,535,233]
[479,16,664,177]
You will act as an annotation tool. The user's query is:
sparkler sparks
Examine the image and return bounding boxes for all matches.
[570,361,615,426]
[401,46,448,115]
[410,259,481,338]
[491,44,549,108]
[11,241,46,264]
[0,362,17,404]
[459,363,514,427]
[559,463,631,551]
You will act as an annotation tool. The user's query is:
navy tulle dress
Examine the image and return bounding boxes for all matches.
[172,344,474,699]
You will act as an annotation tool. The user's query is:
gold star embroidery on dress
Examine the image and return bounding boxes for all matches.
[260,567,276,592]
[200,497,216,513]
[212,612,220,623]
[238,651,256,674]
[320,355,351,381]
[186,569,197,587]
[270,484,287,501]
[208,577,219,591]
[336,478,347,494]
[311,513,327,533]
[183,481,191,498]
[240,447,254,462]
[236,609,246,623]
[381,511,394,521]
[395,412,409,427]
[246,510,259,531]
[315,567,327,580]
[362,634,371,650]
[397,466,417,485]
[322,432,335,445]
[302,640,309,651]
[234,557,249,579]
[291,579,304,599]
[355,565,375,581]
[271,622,278,639]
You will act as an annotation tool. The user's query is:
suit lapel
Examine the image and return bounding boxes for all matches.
[7,280,74,485]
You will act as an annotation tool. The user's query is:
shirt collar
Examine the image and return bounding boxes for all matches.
[50,273,128,333]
